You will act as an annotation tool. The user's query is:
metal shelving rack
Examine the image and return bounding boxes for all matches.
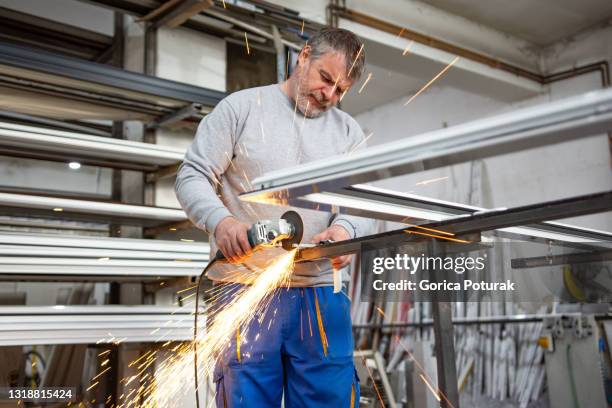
[0,306,193,346]
[0,232,209,282]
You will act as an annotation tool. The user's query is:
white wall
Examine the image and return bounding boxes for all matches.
[542,23,612,73]
[264,0,328,24]
[156,27,226,92]
[154,28,227,209]
[354,85,508,207]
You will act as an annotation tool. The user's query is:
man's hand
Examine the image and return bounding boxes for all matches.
[312,224,353,269]
[214,216,253,263]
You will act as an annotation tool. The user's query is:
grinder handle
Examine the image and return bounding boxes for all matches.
[214,227,256,260]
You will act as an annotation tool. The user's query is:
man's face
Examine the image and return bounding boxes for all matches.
[292,48,354,118]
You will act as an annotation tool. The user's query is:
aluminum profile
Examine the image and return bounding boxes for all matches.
[0,306,195,346]
[0,122,185,168]
[0,232,209,279]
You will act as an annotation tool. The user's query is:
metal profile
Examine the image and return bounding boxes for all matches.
[0,192,187,226]
[246,87,612,195]
[0,231,207,253]
[352,313,612,329]
[0,232,209,280]
[0,245,208,260]
[0,41,225,108]
[0,306,194,346]
[0,262,205,279]
[0,122,184,170]
[296,191,612,262]
[300,185,612,247]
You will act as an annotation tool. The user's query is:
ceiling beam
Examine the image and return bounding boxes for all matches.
[149,0,214,28]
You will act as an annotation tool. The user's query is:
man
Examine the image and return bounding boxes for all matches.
[176,27,372,407]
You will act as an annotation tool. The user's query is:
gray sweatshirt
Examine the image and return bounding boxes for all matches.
[175,83,373,286]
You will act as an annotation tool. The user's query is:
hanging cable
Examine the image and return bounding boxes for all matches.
[193,258,220,408]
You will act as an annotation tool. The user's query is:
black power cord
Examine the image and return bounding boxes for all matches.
[193,258,220,408]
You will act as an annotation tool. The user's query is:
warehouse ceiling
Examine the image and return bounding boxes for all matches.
[425,0,612,46]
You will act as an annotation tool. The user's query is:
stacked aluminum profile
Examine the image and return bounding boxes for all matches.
[0,232,209,279]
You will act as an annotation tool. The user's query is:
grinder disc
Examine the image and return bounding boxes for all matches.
[280,210,303,250]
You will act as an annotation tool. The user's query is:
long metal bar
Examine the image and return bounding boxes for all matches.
[146,103,202,129]
[0,146,159,172]
[327,185,612,251]
[0,6,113,61]
[0,306,193,346]
[0,41,225,107]
[351,313,612,329]
[0,217,108,233]
[0,263,206,278]
[0,245,209,260]
[0,232,209,280]
[511,250,612,269]
[428,239,460,408]
[204,8,301,51]
[245,87,612,197]
[0,192,187,226]
[296,191,612,261]
[0,110,111,136]
[434,191,612,236]
[326,185,612,245]
[0,122,184,168]
[0,258,205,268]
[0,75,175,121]
[0,231,207,252]
[373,351,399,408]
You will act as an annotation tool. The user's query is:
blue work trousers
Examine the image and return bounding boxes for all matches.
[211,285,360,407]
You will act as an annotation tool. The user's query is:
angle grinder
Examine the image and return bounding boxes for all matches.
[214,210,304,260]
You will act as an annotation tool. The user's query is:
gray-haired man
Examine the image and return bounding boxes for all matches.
[176,27,371,407]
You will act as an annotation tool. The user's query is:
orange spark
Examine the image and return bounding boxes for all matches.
[402,40,415,56]
[419,374,442,402]
[359,351,386,407]
[397,337,457,408]
[346,43,365,80]
[339,88,349,102]
[358,72,372,94]
[91,367,111,382]
[404,56,460,106]
[403,229,470,243]
[176,285,197,294]
[416,176,448,186]
[194,250,297,377]
[86,381,99,392]
[403,223,455,237]
[350,132,373,154]
[244,32,250,55]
